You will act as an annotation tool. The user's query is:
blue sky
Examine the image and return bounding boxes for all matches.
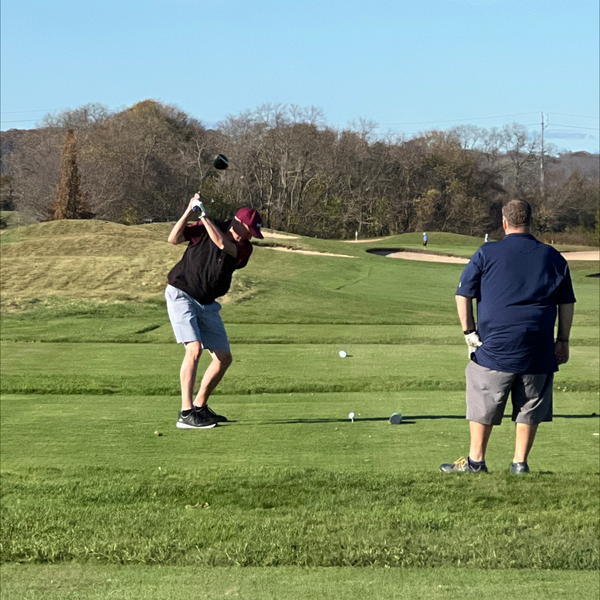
[2,0,599,153]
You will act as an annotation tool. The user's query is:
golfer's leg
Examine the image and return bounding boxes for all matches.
[513,423,539,464]
[465,362,510,463]
[469,421,494,463]
[194,350,233,408]
[181,341,202,411]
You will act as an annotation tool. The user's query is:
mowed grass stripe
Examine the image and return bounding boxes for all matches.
[2,320,599,346]
[2,392,598,473]
[2,565,599,600]
[1,343,598,395]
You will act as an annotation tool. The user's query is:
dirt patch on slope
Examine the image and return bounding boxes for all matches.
[260,246,355,258]
[261,230,300,239]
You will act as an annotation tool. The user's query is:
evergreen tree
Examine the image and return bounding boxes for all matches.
[48,130,94,220]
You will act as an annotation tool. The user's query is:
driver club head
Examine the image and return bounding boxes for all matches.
[198,154,230,191]
[213,154,229,170]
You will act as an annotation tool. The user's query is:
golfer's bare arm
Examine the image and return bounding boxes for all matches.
[557,303,574,341]
[199,216,238,258]
[167,197,237,258]
[555,303,575,365]
[167,198,197,245]
[456,295,476,331]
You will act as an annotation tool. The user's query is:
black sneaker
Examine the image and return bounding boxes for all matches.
[195,404,228,423]
[440,456,488,473]
[510,462,530,475]
[176,409,218,429]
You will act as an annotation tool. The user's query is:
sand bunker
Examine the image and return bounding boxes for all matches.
[381,249,599,264]
[383,251,469,264]
[560,251,600,261]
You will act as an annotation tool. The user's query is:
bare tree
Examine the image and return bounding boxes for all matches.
[7,128,64,220]
[48,130,93,220]
[500,123,541,196]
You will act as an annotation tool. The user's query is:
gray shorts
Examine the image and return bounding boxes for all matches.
[466,361,553,426]
[165,285,230,352]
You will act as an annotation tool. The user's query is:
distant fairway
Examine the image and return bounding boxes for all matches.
[1,221,598,599]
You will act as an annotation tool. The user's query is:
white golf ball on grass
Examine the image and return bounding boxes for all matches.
[339,350,347,358]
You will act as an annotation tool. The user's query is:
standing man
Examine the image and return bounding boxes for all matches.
[165,195,263,429]
[440,199,576,474]
[423,232,428,248]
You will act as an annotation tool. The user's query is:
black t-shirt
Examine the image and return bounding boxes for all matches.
[167,219,253,304]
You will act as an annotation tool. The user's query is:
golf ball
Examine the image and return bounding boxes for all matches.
[339,350,347,358]
[348,412,355,420]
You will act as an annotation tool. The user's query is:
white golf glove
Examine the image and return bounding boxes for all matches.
[191,199,206,217]
[464,331,482,357]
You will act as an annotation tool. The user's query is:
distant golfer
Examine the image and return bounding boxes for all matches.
[165,195,263,429]
[484,233,490,243]
[423,232,428,248]
[441,199,576,474]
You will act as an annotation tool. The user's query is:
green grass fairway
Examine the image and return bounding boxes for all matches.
[2,390,599,472]
[1,221,598,598]
[2,565,600,600]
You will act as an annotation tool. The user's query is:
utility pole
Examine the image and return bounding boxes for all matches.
[540,112,548,197]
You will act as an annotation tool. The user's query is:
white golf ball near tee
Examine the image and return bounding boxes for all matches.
[348,412,355,420]
[339,350,347,358]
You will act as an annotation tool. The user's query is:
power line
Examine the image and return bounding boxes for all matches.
[549,112,599,120]
[380,112,540,127]
[0,108,61,115]
[1,118,42,124]
[550,123,599,131]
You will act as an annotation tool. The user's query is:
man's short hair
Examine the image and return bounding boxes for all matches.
[502,199,532,228]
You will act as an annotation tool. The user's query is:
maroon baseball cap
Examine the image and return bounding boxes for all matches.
[235,207,264,239]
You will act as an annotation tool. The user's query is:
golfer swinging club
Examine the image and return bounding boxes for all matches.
[165,195,263,429]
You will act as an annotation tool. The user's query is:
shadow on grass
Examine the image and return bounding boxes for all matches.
[244,413,598,426]
[250,416,423,425]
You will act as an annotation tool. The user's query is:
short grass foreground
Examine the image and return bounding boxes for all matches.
[1,221,599,599]
[2,388,599,571]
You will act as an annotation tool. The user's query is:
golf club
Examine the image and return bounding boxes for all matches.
[198,154,229,191]
[193,154,229,213]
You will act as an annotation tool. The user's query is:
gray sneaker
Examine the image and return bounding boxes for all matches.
[510,462,530,475]
[440,456,488,473]
[176,409,218,429]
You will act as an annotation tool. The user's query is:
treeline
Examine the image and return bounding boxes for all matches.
[1,100,598,239]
